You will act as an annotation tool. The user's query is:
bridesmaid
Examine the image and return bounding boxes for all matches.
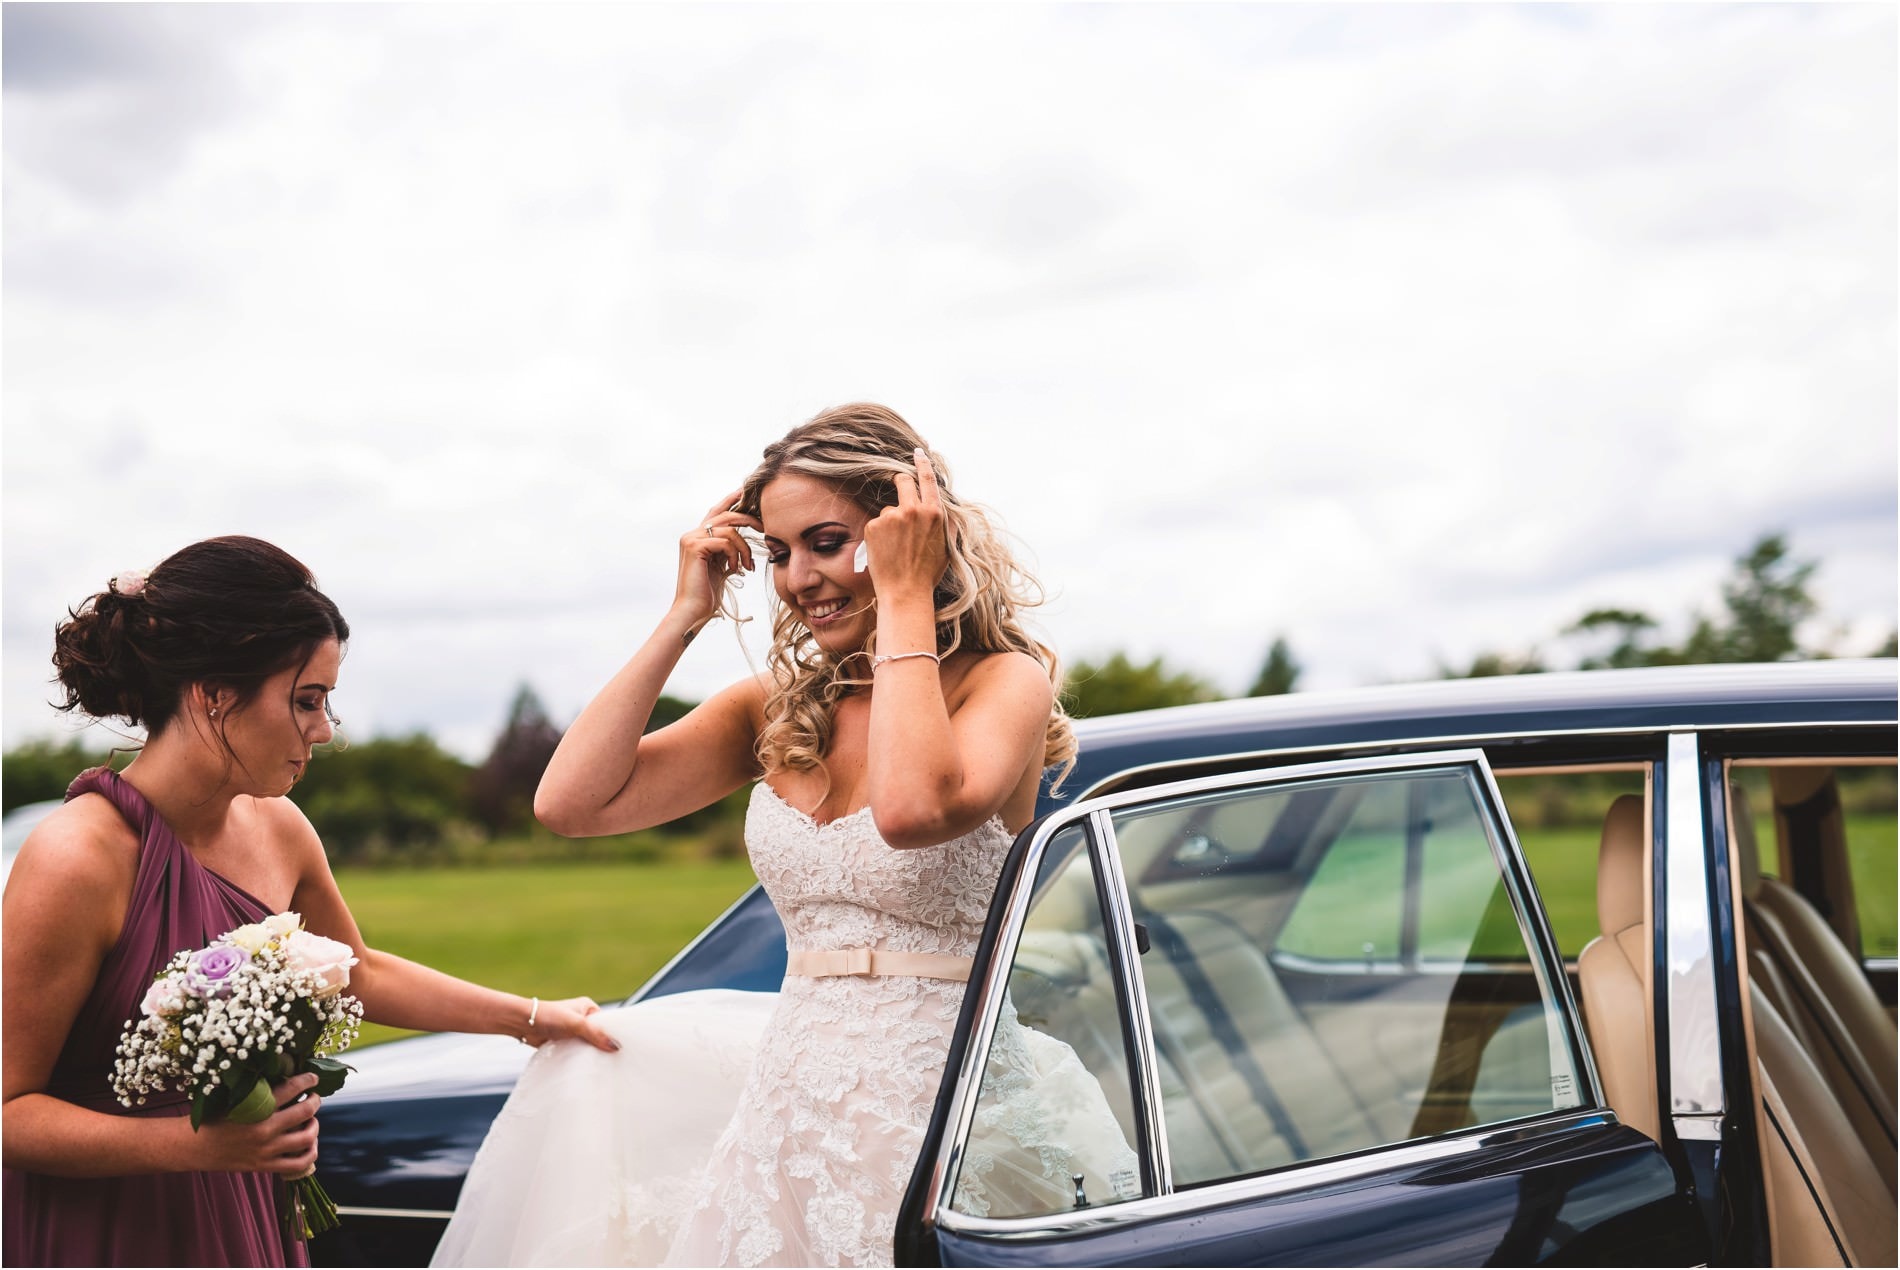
[1,536,617,1267]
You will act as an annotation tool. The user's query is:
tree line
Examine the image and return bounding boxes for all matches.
[1063,532,1895,715]
[5,532,1889,860]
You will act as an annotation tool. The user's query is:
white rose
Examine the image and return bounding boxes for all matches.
[224,923,273,954]
[282,930,358,998]
[263,912,301,939]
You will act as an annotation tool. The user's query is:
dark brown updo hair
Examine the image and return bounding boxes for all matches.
[52,536,349,735]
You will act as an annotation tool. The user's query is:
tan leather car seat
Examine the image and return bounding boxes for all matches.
[1731,785,1897,1193]
[1752,984,1898,1266]
[1577,794,1658,1141]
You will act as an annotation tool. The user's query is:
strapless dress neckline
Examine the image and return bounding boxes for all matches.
[754,780,1014,840]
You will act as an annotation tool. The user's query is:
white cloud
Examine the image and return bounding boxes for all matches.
[4,2,1893,758]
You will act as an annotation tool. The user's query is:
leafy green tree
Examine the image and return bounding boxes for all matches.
[1707,532,1817,663]
[290,734,475,860]
[1438,650,1546,679]
[1247,636,1302,696]
[1565,608,1661,670]
[1064,652,1221,719]
[471,685,564,834]
[2,739,128,813]
[1561,532,1823,670]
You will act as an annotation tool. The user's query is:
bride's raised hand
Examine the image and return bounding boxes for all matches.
[674,489,761,634]
[862,448,948,606]
[526,997,620,1053]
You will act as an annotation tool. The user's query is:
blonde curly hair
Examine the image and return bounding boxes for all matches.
[731,403,1075,792]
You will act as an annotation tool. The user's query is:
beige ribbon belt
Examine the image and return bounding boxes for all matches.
[785,948,974,982]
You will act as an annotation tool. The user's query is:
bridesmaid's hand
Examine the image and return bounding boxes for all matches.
[194,1073,322,1175]
[528,996,621,1053]
[673,490,761,633]
[862,449,947,608]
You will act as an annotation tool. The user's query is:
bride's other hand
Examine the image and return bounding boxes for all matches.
[674,489,762,632]
[862,448,947,605]
[529,997,621,1053]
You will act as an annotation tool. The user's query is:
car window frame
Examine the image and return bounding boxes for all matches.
[918,748,1608,1244]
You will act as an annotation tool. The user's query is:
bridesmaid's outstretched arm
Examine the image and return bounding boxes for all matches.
[271,800,618,1050]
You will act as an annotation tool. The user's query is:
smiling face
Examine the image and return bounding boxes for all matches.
[212,638,342,796]
[758,473,878,655]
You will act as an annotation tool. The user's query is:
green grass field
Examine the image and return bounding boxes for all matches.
[336,857,757,1046]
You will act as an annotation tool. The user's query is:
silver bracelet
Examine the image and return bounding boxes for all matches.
[871,650,943,671]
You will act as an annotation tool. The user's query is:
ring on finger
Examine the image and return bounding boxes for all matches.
[704,526,717,537]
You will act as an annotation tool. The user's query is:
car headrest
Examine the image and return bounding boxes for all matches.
[1728,782,1762,900]
[1597,794,1647,937]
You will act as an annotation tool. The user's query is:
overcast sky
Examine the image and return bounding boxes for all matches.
[4,2,1895,761]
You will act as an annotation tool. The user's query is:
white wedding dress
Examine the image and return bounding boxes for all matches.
[433,783,1137,1267]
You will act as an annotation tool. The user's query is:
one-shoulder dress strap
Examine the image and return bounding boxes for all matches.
[65,766,175,910]
[66,765,156,833]
[63,766,272,925]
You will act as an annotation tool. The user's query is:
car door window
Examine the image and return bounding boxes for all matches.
[1118,766,1583,1186]
[945,756,1588,1219]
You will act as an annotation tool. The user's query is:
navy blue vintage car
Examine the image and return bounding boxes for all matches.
[312,660,1897,1266]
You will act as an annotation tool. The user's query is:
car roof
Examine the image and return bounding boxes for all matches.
[1057,659,1898,804]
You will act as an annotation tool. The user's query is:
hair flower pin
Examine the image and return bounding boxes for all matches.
[109,570,149,598]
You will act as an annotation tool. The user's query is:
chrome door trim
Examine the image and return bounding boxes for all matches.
[1470,757,1601,1106]
[921,810,1059,1220]
[1090,807,1173,1194]
[1071,719,1890,806]
[933,1108,1624,1241]
[1663,731,1725,1139]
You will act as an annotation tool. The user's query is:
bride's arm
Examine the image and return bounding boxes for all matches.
[535,492,766,837]
[863,450,1054,849]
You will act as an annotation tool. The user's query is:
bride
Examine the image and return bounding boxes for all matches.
[433,405,1134,1267]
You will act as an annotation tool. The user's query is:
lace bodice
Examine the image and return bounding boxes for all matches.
[748,782,1014,960]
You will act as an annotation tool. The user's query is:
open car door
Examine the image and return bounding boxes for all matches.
[898,750,1706,1266]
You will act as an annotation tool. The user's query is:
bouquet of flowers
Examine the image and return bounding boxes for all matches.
[112,912,364,1240]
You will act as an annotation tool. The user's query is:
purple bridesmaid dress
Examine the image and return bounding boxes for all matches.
[3,768,311,1267]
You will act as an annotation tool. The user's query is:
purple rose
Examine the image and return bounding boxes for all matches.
[182,944,250,998]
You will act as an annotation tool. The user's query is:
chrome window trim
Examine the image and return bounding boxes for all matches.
[1469,757,1603,1106]
[1663,731,1726,1138]
[930,748,1600,1231]
[919,811,1059,1220]
[1090,807,1173,1194]
[1070,719,1891,806]
[933,1108,1623,1241]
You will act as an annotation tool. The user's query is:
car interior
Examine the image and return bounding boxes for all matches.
[1577,762,1897,1267]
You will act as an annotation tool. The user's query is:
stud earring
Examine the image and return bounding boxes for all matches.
[208,706,220,720]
